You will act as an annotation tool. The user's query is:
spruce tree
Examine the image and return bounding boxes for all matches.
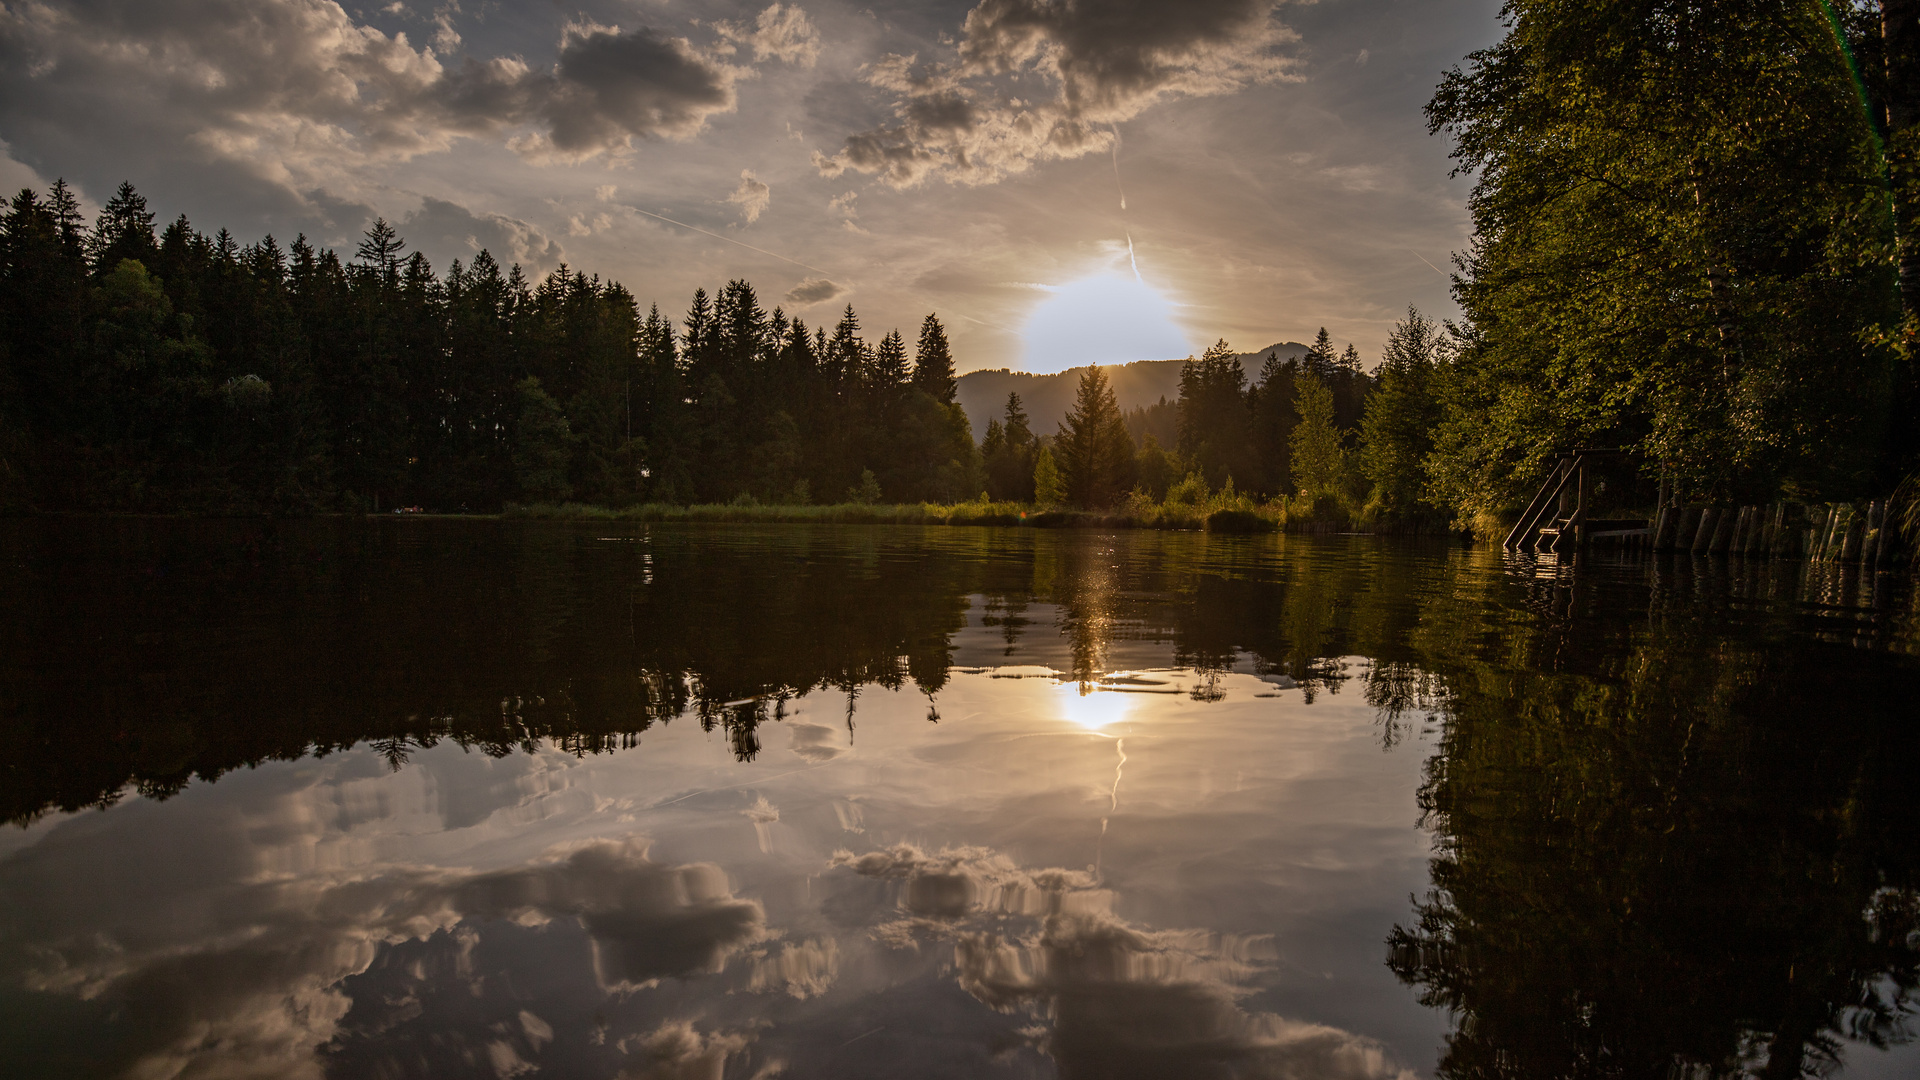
[874,330,909,386]
[985,391,1036,500]
[1058,365,1134,508]
[354,217,406,277]
[911,313,957,403]
[1306,328,1335,382]
[1176,339,1252,490]
[89,181,158,276]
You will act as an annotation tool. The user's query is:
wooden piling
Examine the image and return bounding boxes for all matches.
[1693,508,1718,554]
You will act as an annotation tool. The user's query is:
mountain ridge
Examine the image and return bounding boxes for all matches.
[954,342,1311,443]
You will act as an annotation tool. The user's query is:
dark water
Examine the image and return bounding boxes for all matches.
[2,519,1918,1080]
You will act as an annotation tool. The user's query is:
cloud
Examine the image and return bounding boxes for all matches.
[715,2,822,66]
[399,195,564,271]
[9,837,765,1080]
[618,1020,753,1080]
[784,276,847,306]
[742,794,780,852]
[748,937,841,999]
[813,0,1300,188]
[832,843,1415,1080]
[0,0,819,199]
[725,169,772,223]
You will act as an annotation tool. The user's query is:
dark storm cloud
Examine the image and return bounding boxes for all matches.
[0,0,818,194]
[531,24,739,159]
[832,843,1414,1080]
[5,837,765,1079]
[814,0,1299,187]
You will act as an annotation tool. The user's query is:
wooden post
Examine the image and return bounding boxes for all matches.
[1675,507,1700,551]
[1691,507,1715,554]
[1711,507,1737,553]
[1841,505,1865,563]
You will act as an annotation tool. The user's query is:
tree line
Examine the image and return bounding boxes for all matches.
[0,181,973,513]
[976,317,1446,524]
[0,177,1451,521]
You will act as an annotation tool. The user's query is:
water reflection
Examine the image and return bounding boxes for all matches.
[1388,568,1920,1079]
[0,520,1917,1078]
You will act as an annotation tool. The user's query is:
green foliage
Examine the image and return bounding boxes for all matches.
[1033,444,1065,506]
[1424,0,1899,515]
[846,468,882,505]
[511,377,573,503]
[1359,306,1446,520]
[1133,433,1180,500]
[1289,375,1348,501]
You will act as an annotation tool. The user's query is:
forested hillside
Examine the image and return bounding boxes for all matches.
[954,342,1309,443]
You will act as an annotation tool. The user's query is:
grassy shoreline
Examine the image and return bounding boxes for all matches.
[499,497,1457,534]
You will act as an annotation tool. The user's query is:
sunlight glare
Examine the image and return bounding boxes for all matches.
[1021,272,1191,374]
[1057,683,1137,731]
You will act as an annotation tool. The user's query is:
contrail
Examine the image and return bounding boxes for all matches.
[1411,249,1449,278]
[1109,124,1127,211]
[1126,232,1142,283]
[627,205,835,276]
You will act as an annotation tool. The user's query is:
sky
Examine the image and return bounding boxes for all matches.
[0,0,1504,373]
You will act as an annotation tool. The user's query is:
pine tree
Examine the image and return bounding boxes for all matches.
[1057,365,1134,508]
[89,181,158,276]
[911,313,956,403]
[874,330,909,387]
[1305,328,1335,382]
[1249,351,1300,494]
[1175,338,1252,490]
[354,218,406,276]
[985,391,1036,501]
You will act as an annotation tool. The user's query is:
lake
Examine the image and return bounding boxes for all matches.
[2,519,1917,1079]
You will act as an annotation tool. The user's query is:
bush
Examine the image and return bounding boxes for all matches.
[1206,508,1277,533]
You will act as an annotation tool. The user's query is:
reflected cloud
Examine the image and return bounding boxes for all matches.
[831,842,1413,1079]
[7,838,764,1080]
[786,721,850,763]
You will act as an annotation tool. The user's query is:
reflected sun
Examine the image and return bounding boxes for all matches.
[1021,272,1191,374]
[1058,683,1137,731]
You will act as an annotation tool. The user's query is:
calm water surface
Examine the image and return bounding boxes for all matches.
[2,520,1918,1079]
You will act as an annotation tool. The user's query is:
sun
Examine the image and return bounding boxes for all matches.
[1021,272,1191,374]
